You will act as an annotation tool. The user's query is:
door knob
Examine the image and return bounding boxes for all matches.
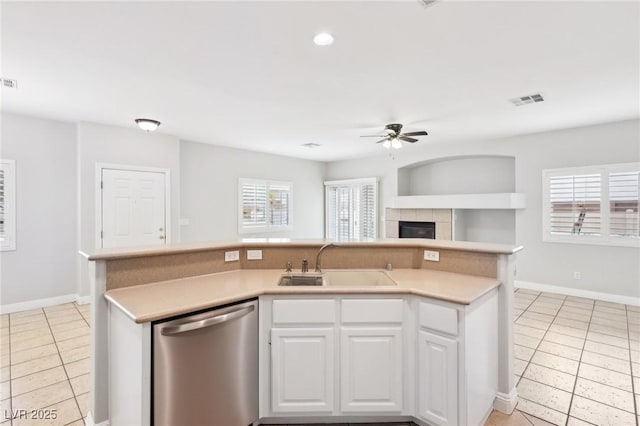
[159,227,164,231]
[159,235,165,240]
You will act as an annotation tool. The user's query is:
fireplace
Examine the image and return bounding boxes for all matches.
[399,221,436,239]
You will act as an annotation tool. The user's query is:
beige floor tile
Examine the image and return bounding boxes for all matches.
[556,310,591,322]
[516,397,567,425]
[0,354,9,368]
[10,354,62,379]
[590,315,627,330]
[0,367,8,382]
[627,304,640,312]
[578,363,632,392]
[9,315,46,327]
[521,412,558,426]
[0,381,10,400]
[559,305,592,315]
[581,350,632,374]
[56,335,90,352]
[591,310,626,323]
[541,292,565,300]
[9,320,49,335]
[46,314,83,326]
[12,380,73,411]
[517,378,572,413]
[514,358,528,376]
[515,301,534,310]
[515,324,547,340]
[63,358,89,379]
[587,331,629,349]
[574,377,635,413]
[484,409,532,426]
[52,327,89,343]
[531,350,579,375]
[564,298,594,308]
[528,305,560,316]
[10,328,52,345]
[69,374,89,397]
[517,289,540,296]
[10,334,55,353]
[76,392,88,417]
[59,345,89,365]
[523,363,576,392]
[630,340,640,352]
[10,344,58,365]
[553,317,589,331]
[548,324,587,339]
[514,344,536,362]
[0,398,11,424]
[583,340,630,361]
[515,333,542,349]
[543,331,584,349]
[633,375,639,391]
[13,397,82,426]
[521,311,555,323]
[536,296,565,304]
[514,309,524,318]
[632,362,639,378]
[10,366,67,396]
[537,341,582,361]
[593,302,626,312]
[515,316,551,330]
[43,308,79,319]
[43,303,76,313]
[569,395,636,426]
[9,309,43,320]
[631,350,640,364]
[566,416,594,426]
[49,321,87,334]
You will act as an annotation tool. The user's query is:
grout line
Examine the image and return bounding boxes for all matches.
[625,305,639,426]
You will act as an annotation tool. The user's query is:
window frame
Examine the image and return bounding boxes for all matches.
[324,177,378,241]
[542,162,639,248]
[238,178,293,234]
[0,159,16,251]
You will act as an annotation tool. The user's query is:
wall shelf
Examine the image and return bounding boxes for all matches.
[390,193,526,210]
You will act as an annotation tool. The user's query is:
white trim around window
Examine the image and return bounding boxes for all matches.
[238,178,293,234]
[542,162,640,247]
[0,159,16,251]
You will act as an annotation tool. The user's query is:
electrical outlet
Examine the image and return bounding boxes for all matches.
[247,249,263,260]
[224,250,240,262]
[424,250,440,262]
[573,271,581,280]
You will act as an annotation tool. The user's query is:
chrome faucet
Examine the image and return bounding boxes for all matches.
[315,243,341,273]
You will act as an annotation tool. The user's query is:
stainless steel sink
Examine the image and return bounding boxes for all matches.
[278,270,397,287]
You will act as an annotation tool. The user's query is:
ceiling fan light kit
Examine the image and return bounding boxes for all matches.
[135,118,161,132]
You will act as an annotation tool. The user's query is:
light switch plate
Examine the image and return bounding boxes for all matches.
[424,250,440,262]
[224,250,240,262]
[247,249,263,260]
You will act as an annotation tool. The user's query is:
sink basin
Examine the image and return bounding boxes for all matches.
[323,270,397,287]
[277,270,397,287]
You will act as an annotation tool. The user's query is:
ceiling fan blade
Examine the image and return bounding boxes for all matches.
[375,138,390,144]
[401,131,428,137]
[360,135,387,138]
[399,136,419,143]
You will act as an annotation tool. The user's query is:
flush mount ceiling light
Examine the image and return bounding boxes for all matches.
[135,118,161,132]
[313,32,334,46]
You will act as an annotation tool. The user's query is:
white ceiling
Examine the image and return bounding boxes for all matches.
[2,1,638,162]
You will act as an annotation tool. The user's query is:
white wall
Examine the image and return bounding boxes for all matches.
[0,113,78,305]
[77,122,181,297]
[327,119,640,298]
[180,141,325,241]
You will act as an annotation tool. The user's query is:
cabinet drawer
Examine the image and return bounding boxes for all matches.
[341,299,404,324]
[272,299,336,325]
[419,302,458,336]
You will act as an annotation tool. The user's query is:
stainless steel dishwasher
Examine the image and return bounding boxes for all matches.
[153,299,258,426]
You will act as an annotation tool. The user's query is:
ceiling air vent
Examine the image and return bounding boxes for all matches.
[301,143,321,148]
[418,0,437,7]
[509,93,544,106]
[1,78,18,89]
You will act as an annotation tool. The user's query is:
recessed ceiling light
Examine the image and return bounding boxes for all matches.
[135,118,161,132]
[313,32,334,46]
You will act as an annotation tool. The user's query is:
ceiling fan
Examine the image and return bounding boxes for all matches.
[361,123,428,149]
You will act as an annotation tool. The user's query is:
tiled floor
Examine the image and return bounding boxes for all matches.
[0,303,90,426]
[492,288,639,426]
[1,292,638,426]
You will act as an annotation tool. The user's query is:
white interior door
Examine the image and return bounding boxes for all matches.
[101,168,167,248]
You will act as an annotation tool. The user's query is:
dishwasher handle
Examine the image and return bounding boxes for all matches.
[160,305,255,336]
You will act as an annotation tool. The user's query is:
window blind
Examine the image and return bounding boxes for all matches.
[241,181,268,227]
[609,171,639,238]
[325,178,377,240]
[239,179,292,233]
[548,174,601,236]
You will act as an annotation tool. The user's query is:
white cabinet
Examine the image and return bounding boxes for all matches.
[417,330,458,426]
[271,327,335,413]
[340,327,403,412]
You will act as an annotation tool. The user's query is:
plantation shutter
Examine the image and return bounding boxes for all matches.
[325,178,377,240]
[609,171,640,238]
[241,181,268,228]
[548,174,601,236]
[269,183,290,226]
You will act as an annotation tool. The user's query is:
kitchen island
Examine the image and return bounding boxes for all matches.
[82,239,522,426]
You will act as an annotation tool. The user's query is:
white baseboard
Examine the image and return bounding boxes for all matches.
[86,412,109,426]
[494,387,518,414]
[516,280,640,306]
[76,294,91,305]
[0,293,82,314]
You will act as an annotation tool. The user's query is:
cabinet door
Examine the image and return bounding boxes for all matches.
[340,327,403,412]
[418,330,458,426]
[271,328,334,413]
